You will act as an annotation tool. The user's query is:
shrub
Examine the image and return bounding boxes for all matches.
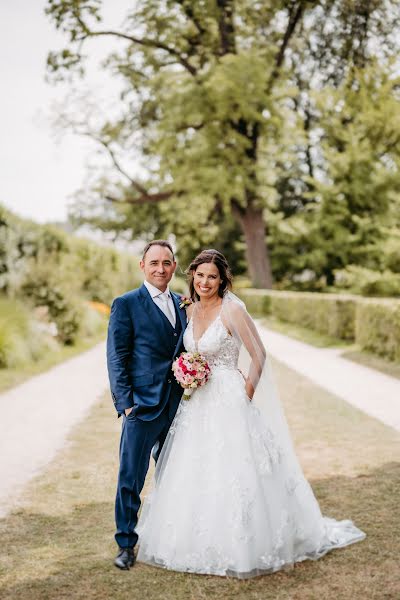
[0,300,31,367]
[0,204,142,333]
[70,238,141,305]
[356,300,400,362]
[236,289,272,316]
[239,287,400,361]
[238,289,356,340]
[0,203,148,357]
[81,303,108,338]
[0,298,57,367]
[20,257,84,344]
[269,292,356,340]
[334,265,400,297]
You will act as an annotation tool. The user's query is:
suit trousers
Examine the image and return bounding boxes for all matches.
[115,405,172,548]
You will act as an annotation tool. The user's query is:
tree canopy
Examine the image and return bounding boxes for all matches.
[46,0,400,292]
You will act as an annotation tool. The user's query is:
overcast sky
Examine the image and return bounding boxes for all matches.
[0,1,133,224]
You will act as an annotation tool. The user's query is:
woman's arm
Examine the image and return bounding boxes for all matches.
[223,303,266,400]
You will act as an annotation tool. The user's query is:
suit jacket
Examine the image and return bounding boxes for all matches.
[106,283,187,420]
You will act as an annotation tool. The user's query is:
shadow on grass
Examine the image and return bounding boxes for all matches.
[1,462,399,600]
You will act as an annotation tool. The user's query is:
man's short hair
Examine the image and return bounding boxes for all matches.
[142,240,175,260]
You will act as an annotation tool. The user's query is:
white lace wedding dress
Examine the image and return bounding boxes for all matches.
[137,315,365,578]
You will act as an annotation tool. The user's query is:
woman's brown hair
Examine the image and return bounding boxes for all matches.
[187,249,233,301]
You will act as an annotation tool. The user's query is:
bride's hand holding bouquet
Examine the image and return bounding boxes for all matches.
[172,352,211,400]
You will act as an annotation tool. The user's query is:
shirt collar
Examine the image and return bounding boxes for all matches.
[144,280,171,299]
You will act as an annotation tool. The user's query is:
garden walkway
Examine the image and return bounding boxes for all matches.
[1,325,399,518]
[0,342,107,517]
[256,323,400,433]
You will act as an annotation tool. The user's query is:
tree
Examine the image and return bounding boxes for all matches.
[46,0,400,287]
[269,61,400,290]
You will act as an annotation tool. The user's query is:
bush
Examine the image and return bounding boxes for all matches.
[0,298,57,367]
[20,258,84,344]
[356,300,400,362]
[0,300,31,367]
[236,289,272,316]
[239,287,400,362]
[81,303,108,338]
[70,237,141,305]
[238,289,356,340]
[269,292,356,340]
[334,265,400,297]
[0,204,142,322]
[0,203,147,372]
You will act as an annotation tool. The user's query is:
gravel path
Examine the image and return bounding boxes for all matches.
[0,342,108,517]
[257,323,400,433]
[0,328,399,518]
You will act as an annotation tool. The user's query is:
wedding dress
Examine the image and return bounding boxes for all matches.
[137,301,365,578]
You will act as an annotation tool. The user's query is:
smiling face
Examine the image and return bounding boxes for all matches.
[193,261,222,300]
[140,244,176,291]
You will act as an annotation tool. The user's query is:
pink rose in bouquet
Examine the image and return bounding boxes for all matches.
[172,351,211,400]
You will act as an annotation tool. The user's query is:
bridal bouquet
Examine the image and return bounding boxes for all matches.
[172,352,211,400]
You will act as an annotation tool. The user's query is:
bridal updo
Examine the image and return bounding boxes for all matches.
[187,249,233,301]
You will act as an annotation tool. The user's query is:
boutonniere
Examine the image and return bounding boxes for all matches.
[179,295,193,309]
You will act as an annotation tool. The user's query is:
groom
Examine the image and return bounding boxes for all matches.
[107,240,187,570]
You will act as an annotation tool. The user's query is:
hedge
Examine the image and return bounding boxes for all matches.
[0,298,57,368]
[0,204,141,344]
[356,300,400,362]
[238,288,400,362]
[238,289,357,340]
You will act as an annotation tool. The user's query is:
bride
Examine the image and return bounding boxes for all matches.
[136,249,365,578]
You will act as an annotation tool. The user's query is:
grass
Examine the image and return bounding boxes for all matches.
[262,316,400,380]
[0,359,399,599]
[0,330,106,394]
[341,349,400,380]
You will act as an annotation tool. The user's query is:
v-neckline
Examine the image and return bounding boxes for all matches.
[190,313,221,347]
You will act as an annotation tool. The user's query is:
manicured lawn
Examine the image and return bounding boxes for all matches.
[0,359,399,599]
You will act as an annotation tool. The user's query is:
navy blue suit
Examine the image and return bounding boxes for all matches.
[107,283,186,548]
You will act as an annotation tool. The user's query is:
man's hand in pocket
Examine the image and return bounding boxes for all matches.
[125,407,133,416]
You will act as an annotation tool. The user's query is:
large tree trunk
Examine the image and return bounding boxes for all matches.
[232,203,273,288]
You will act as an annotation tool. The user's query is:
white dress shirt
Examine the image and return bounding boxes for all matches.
[144,280,176,328]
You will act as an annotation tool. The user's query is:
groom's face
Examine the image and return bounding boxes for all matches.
[140,245,176,291]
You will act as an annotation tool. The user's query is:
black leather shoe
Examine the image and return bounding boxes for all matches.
[114,547,135,570]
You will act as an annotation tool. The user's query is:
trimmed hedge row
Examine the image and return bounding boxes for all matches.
[238,288,400,362]
[356,300,400,362]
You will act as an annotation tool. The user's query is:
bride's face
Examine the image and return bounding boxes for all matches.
[193,262,222,300]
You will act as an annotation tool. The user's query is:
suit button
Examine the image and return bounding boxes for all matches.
[167,379,172,383]
[174,332,178,337]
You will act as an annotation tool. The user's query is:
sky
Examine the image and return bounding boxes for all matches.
[0,1,134,224]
